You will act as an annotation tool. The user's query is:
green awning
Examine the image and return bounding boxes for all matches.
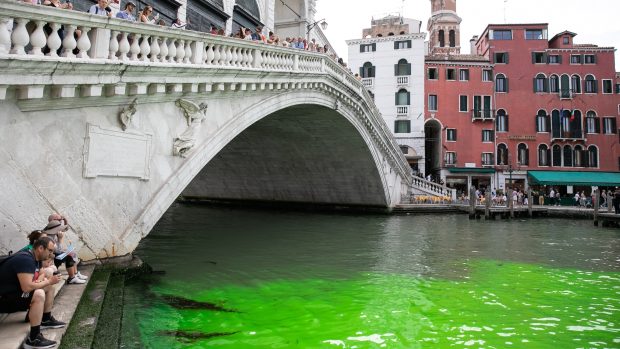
[528,171,620,186]
[448,167,495,174]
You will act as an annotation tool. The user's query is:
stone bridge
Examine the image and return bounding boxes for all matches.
[0,1,450,259]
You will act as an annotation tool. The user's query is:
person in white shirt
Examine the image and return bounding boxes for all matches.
[88,0,111,17]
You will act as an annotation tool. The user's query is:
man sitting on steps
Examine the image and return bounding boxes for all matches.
[0,236,65,349]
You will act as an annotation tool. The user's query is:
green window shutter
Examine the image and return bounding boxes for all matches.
[595,118,601,133]
[533,78,537,92]
[360,45,364,53]
[406,63,411,75]
[543,53,547,63]
[394,64,399,76]
[593,80,598,93]
[531,52,535,64]
[506,115,510,131]
[395,92,398,105]
[481,130,485,142]
[593,54,597,64]
[406,92,411,105]
[491,130,495,141]
[558,55,562,64]
[407,40,412,48]
[535,116,539,131]
[359,67,364,77]
[372,43,376,51]
[394,41,399,49]
[546,115,551,131]
[580,54,584,64]
[612,119,618,133]
[544,78,549,92]
[505,78,509,92]
[454,129,457,141]
[505,53,509,64]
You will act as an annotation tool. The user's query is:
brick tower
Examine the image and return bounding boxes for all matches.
[427,0,462,55]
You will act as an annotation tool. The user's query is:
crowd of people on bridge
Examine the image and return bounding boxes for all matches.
[0,213,87,349]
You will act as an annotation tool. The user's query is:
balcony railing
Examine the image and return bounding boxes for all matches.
[551,129,585,141]
[471,109,494,121]
[361,78,374,88]
[396,106,409,116]
[396,76,409,86]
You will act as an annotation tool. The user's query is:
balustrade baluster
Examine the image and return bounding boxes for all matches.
[129,33,141,60]
[76,26,91,58]
[205,44,214,64]
[212,44,220,65]
[231,47,238,66]
[218,45,226,65]
[61,25,77,58]
[158,37,167,62]
[225,45,232,66]
[118,32,130,60]
[139,35,151,61]
[150,36,160,62]
[0,17,10,55]
[10,18,29,55]
[176,39,185,63]
[167,38,176,63]
[183,40,191,63]
[28,20,46,56]
[108,30,119,60]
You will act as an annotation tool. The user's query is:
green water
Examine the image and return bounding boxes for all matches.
[122,204,620,348]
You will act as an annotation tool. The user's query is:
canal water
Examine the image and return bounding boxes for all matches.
[121,203,620,348]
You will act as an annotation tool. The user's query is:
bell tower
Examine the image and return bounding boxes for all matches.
[427,0,462,55]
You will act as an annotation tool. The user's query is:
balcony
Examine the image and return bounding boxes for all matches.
[551,129,585,141]
[361,78,374,89]
[396,76,409,86]
[471,109,494,121]
[396,106,409,117]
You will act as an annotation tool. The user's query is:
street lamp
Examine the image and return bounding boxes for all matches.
[307,18,328,34]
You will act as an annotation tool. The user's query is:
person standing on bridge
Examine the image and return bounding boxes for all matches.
[0,237,65,349]
[116,1,136,21]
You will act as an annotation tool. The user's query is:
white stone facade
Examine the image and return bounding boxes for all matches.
[347,22,427,174]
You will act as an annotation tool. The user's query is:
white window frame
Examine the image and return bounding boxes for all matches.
[482,130,494,143]
[446,68,456,81]
[602,79,613,94]
[446,128,457,142]
[459,69,469,81]
[482,69,492,82]
[445,152,456,165]
[459,95,468,113]
[428,67,438,80]
[428,94,438,111]
[482,152,494,166]
[603,117,615,134]
[570,54,582,64]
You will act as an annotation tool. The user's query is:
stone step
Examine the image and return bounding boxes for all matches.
[91,272,125,349]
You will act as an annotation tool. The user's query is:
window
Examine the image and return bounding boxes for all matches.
[400,146,408,154]
[459,69,469,81]
[494,52,509,64]
[428,94,437,111]
[459,95,468,112]
[394,120,411,133]
[563,37,569,44]
[571,75,581,94]
[360,62,375,78]
[438,29,445,47]
[585,75,597,93]
[547,54,561,64]
[496,109,508,132]
[447,128,457,141]
[534,73,547,92]
[588,146,598,168]
[584,54,596,64]
[428,68,438,80]
[551,109,561,138]
[449,30,456,47]
[603,117,617,134]
[552,145,561,166]
[482,130,494,142]
[491,30,512,40]
[394,59,411,76]
[570,55,582,64]
[517,143,529,166]
[396,89,410,105]
[482,69,492,82]
[563,145,573,167]
[360,43,376,52]
[532,52,546,64]
[549,75,559,93]
[586,111,600,133]
[560,74,571,98]
[445,152,456,165]
[616,84,620,94]
[495,74,508,92]
[538,144,550,166]
[446,69,456,80]
[472,96,492,118]
[525,29,546,40]
[574,145,584,167]
[497,144,508,165]
[536,110,549,132]
[602,80,613,94]
[482,153,494,166]
[394,40,412,49]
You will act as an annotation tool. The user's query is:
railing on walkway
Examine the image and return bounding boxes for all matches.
[396,76,409,86]
[361,78,374,88]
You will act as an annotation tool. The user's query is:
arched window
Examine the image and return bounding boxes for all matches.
[496,109,508,132]
[395,58,411,76]
[563,145,573,167]
[495,74,508,92]
[536,109,549,132]
[400,31,406,35]
[360,62,375,78]
[571,75,581,94]
[560,74,570,98]
[549,75,559,93]
[534,73,547,92]
[588,146,598,168]
[538,144,549,166]
[561,109,571,136]
[571,110,583,138]
[574,145,584,167]
[377,34,383,37]
[552,144,562,166]
[388,32,395,36]
[395,89,410,105]
[439,30,445,47]
[586,111,600,133]
[585,74,597,93]
[449,30,455,47]
[497,144,508,165]
[551,109,561,138]
[517,143,529,166]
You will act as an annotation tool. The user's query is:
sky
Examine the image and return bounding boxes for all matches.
[314,0,620,69]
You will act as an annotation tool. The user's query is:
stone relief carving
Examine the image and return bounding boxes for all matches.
[173,99,208,157]
[119,98,138,131]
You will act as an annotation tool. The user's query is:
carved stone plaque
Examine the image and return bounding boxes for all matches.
[83,124,152,180]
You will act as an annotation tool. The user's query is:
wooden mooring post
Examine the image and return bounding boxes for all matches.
[469,186,476,219]
[508,189,514,218]
[485,190,491,220]
[593,189,599,226]
[527,187,533,217]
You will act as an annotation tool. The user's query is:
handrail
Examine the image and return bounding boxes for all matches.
[0,0,413,184]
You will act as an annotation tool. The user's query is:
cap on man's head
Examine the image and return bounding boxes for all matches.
[43,220,67,235]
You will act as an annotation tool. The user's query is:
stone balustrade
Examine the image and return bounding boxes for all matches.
[0,0,418,189]
[411,176,455,198]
